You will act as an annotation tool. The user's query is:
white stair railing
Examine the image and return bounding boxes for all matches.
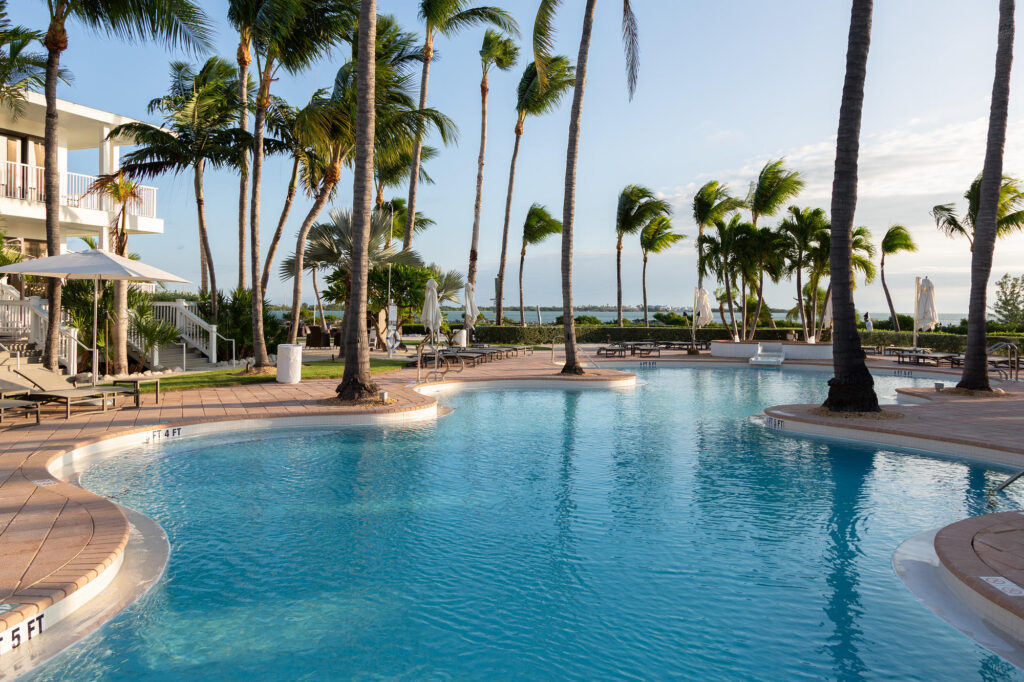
[152,299,217,363]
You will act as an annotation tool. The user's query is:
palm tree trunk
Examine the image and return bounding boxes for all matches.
[518,245,527,326]
[616,234,624,326]
[796,258,808,341]
[559,0,598,375]
[818,281,832,340]
[823,0,879,412]
[724,274,738,340]
[195,161,218,319]
[42,15,66,372]
[249,64,273,367]
[403,29,433,253]
[642,255,649,327]
[111,211,129,375]
[338,0,379,400]
[262,157,300,295]
[287,172,336,344]
[237,30,251,291]
[719,299,727,328]
[468,69,489,318]
[740,277,748,339]
[750,270,766,339]
[880,254,900,332]
[312,268,327,329]
[496,125,524,326]
[960,0,1015,390]
[199,244,209,293]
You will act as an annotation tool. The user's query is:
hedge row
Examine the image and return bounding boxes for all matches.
[859,331,1024,353]
[471,325,812,345]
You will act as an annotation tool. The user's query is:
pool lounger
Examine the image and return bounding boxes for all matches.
[0,398,41,427]
[27,385,140,419]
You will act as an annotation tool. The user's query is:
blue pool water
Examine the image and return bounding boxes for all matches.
[29,368,1024,681]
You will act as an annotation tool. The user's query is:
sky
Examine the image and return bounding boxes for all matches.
[11,0,1024,315]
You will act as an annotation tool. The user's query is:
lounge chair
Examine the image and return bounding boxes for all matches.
[304,325,331,349]
[24,385,140,419]
[0,398,40,427]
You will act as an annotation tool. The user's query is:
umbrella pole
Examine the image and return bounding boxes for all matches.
[692,288,698,344]
[92,278,98,386]
[913,276,920,349]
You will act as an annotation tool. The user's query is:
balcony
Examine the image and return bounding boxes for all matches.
[1,161,158,219]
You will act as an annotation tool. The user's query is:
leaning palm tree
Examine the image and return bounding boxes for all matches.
[811,226,876,341]
[615,184,671,326]
[339,0,378,400]
[494,55,575,325]
[931,174,1024,251]
[823,0,878,412]
[518,203,561,325]
[534,0,640,374]
[879,224,916,331]
[745,226,788,338]
[639,216,684,327]
[959,0,1016,391]
[779,206,830,341]
[468,30,518,308]
[35,0,210,372]
[697,214,747,340]
[691,181,744,290]
[0,5,47,117]
[87,171,143,375]
[112,57,242,319]
[403,0,517,252]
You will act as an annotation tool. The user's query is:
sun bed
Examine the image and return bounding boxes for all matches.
[26,385,140,419]
[597,344,627,358]
[0,398,40,427]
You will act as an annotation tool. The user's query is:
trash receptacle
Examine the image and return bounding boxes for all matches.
[452,329,467,347]
[277,344,302,383]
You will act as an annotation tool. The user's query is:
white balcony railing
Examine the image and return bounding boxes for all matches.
[0,161,158,219]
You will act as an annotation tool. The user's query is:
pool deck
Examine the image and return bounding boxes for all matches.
[2,347,1024,666]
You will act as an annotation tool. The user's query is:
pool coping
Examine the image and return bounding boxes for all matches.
[0,365,636,676]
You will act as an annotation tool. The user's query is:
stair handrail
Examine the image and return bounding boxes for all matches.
[152,299,217,362]
[987,341,1020,381]
[26,296,81,372]
[0,277,20,301]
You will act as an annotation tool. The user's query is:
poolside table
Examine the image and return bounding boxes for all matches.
[113,377,161,405]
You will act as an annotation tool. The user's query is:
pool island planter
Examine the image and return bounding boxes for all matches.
[710,340,834,360]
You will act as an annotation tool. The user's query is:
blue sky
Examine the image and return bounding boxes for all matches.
[11,1,1024,314]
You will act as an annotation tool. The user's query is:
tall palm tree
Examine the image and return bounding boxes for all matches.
[0,5,47,117]
[931,174,1024,250]
[879,224,915,331]
[811,226,876,340]
[382,197,436,247]
[615,184,671,326]
[403,0,517,252]
[35,0,210,372]
[533,0,640,374]
[494,55,575,325]
[338,0,378,400]
[823,0,878,412]
[960,0,1016,391]
[111,57,242,320]
[691,181,744,290]
[518,203,561,325]
[697,214,747,340]
[87,171,142,375]
[468,29,518,314]
[745,226,788,338]
[639,216,684,326]
[779,206,829,341]
[248,0,356,369]
[227,0,260,290]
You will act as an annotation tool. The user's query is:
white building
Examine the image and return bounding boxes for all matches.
[0,90,162,255]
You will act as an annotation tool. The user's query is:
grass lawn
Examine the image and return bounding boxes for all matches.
[129,358,408,393]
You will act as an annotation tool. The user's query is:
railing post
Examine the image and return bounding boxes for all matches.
[176,299,185,342]
[209,324,217,363]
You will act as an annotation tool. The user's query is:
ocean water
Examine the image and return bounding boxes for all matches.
[29,368,1024,681]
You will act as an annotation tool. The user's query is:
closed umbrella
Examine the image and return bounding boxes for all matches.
[914,276,938,347]
[822,293,833,330]
[421,278,441,341]
[694,288,713,328]
[536,305,542,325]
[0,249,187,385]
[463,282,479,332]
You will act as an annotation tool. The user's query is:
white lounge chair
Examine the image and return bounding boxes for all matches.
[750,342,785,366]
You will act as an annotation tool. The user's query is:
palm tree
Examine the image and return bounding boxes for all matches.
[533,0,640,374]
[338,0,378,400]
[494,55,575,325]
[468,30,518,312]
[745,226,788,338]
[0,4,47,117]
[931,174,1024,250]
[779,206,830,341]
[247,0,356,369]
[812,226,876,340]
[615,184,671,326]
[518,203,561,325]
[823,0,878,412]
[429,264,465,305]
[227,0,259,290]
[35,0,210,372]
[879,224,916,331]
[111,58,242,320]
[382,197,436,247]
[87,171,143,375]
[639,216,684,326]
[691,181,744,289]
[959,0,1016,391]
[403,0,517,252]
[697,214,747,339]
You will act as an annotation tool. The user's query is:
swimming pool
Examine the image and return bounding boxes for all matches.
[28,367,1024,680]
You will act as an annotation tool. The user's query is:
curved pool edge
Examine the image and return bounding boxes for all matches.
[1,369,638,679]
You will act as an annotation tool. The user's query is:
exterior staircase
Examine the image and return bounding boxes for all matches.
[151,342,220,372]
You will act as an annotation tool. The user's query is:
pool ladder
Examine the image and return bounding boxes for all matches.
[550,336,600,370]
[987,342,1020,382]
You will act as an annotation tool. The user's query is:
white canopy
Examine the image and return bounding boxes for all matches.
[463,282,479,331]
[0,249,187,283]
[915,277,938,331]
[421,278,441,336]
[694,288,713,328]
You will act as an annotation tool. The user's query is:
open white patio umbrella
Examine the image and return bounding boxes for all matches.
[913,276,938,347]
[0,249,187,385]
[421,278,441,341]
[463,282,479,332]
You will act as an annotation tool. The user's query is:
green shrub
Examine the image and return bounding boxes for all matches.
[858,330,1024,353]
[472,325,804,345]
